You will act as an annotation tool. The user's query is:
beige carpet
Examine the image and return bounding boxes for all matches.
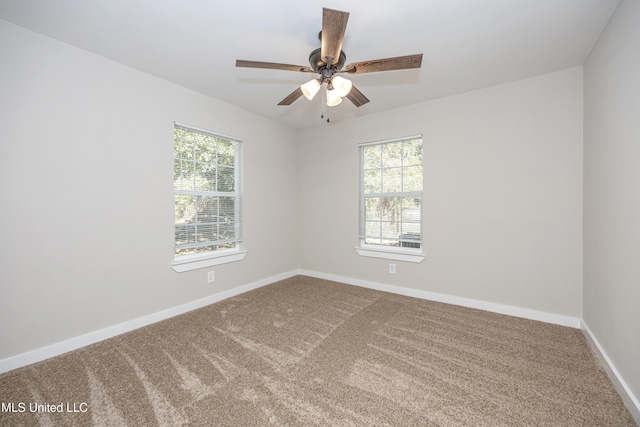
[0,275,636,426]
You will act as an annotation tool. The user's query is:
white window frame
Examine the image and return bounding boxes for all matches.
[171,122,246,272]
[356,135,425,263]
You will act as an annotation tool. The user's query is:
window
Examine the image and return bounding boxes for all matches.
[357,135,425,263]
[172,123,245,272]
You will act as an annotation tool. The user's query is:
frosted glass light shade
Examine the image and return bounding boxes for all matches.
[331,75,353,97]
[301,79,321,100]
[326,88,342,106]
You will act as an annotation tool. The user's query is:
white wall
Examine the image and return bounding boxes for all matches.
[297,67,584,318]
[0,20,298,360]
[583,0,640,407]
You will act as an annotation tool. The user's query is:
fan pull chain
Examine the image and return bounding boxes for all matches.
[321,86,330,123]
[321,87,326,122]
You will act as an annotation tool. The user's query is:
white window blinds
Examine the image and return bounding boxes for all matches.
[173,123,242,258]
[359,135,423,249]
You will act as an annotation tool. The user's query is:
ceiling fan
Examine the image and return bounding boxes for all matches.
[236,7,423,111]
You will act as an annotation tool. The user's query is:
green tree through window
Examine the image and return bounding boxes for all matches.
[360,136,423,249]
[174,124,242,258]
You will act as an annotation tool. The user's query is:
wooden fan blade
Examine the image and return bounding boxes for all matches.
[321,8,349,65]
[278,87,304,106]
[236,60,315,73]
[345,54,423,74]
[346,85,370,107]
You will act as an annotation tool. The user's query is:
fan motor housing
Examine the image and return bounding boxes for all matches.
[308,48,346,72]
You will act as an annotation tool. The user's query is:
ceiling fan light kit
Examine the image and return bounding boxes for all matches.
[326,87,343,106]
[330,75,353,97]
[236,7,423,118]
[301,75,351,104]
[301,78,322,100]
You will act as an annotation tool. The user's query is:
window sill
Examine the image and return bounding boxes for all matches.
[171,250,248,272]
[355,247,425,263]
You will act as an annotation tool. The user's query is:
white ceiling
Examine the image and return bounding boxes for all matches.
[0,0,619,129]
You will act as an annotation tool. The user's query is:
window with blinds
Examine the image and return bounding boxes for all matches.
[359,136,423,250]
[173,123,242,259]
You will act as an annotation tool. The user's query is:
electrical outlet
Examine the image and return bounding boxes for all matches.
[207,271,215,283]
[389,263,396,274]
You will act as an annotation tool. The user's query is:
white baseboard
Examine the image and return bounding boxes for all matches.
[298,269,582,328]
[0,270,298,374]
[581,320,640,424]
